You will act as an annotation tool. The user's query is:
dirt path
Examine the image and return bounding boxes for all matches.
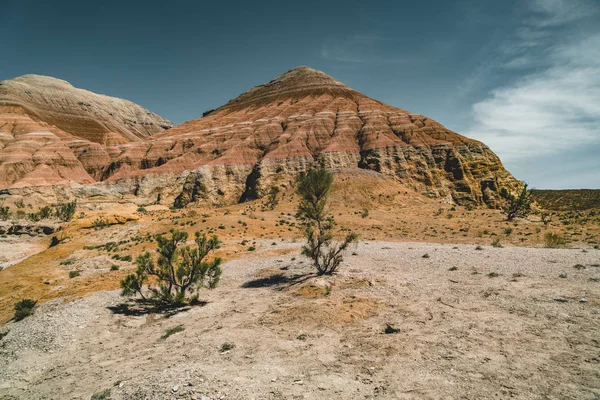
[1,241,599,399]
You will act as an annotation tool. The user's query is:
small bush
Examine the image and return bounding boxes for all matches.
[475,245,483,250]
[136,207,147,213]
[504,227,513,236]
[91,388,111,400]
[14,299,36,321]
[55,201,77,222]
[110,264,120,271]
[0,203,9,220]
[247,246,256,251]
[69,270,81,278]
[491,238,503,248]
[422,253,430,258]
[573,264,585,270]
[220,342,235,352]
[161,325,184,339]
[92,217,110,230]
[120,229,222,306]
[544,232,567,248]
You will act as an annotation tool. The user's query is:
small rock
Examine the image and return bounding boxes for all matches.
[579,298,587,303]
[172,385,179,392]
[553,297,568,303]
[384,324,401,334]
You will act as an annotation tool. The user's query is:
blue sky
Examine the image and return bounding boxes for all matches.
[1,0,598,189]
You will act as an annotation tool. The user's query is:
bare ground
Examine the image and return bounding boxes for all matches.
[1,241,599,400]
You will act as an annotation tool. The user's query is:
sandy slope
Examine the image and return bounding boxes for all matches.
[1,240,599,400]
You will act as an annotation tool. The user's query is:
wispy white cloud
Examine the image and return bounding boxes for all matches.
[466,0,600,163]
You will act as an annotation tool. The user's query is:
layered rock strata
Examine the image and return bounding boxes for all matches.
[1,68,517,207]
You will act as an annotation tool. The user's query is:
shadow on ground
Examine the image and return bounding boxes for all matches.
[107,299,208,317]
[242,273,314,290]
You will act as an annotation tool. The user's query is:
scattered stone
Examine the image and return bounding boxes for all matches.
[553,297,568,303]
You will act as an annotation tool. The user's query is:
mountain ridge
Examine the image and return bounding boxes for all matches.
[0,67,518,208]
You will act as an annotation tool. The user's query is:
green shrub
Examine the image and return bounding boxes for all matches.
[296,168,357,275]
[14,299,36,321]
[55,201,77,222]
[69,270,81,278]
[491,238,503,248]
[500,184,533,221]
[91,388,111,400]
[544,232,567,248]
[220,342,235,352]
[110,264,120,271]
[120,229,222,306]
[161,325,184,339]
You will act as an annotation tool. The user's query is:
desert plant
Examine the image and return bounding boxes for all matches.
[69,270,81,278]
[38,206,53,219]
[110,264,120,271]
[296,168,358,275]
[55,200,77,222]
[91,388,111,400]
[491,238,503,248]
[504,227,513,236]
[14,199,25,209]
[92,217,110,230]
[500,184,533,221]
[544,232,567,248]
[265,186,280,210]
[161,325,185,339]
[361,208,369,219]
[220,342,235,352]
[14,299,36,321]
[0,200,10,221]
[120,229,222,306]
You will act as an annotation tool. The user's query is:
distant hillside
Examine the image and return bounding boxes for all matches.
[532,189,600,210]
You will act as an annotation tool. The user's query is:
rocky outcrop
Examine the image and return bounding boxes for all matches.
[0,67,518,207]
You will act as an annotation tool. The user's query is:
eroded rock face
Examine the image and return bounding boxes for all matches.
[1,67,517,207]
[109,66,516,207]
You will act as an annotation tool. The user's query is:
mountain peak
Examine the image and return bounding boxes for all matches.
[216,66,358,111]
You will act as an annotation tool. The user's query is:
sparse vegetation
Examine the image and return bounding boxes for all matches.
[0,200,10,220]
[120,229,222,306]
[69,270,81,278]
[161,325,185,339]
[544,232,567,248]
[14,299,36,321]
[500,184,533,221]
[55,200,77,222]
[110,264,120,271]
[265,186,280,210]
[491,238,503,248]
[91,388,111,400]
[92,217,110,230]
[296,168,358,275]
[220,342,235,352]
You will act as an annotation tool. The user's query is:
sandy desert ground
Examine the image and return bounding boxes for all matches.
[1,239,599,400]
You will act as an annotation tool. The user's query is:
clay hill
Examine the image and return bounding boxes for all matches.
[1,67,517,206]
[0,74,173,188]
